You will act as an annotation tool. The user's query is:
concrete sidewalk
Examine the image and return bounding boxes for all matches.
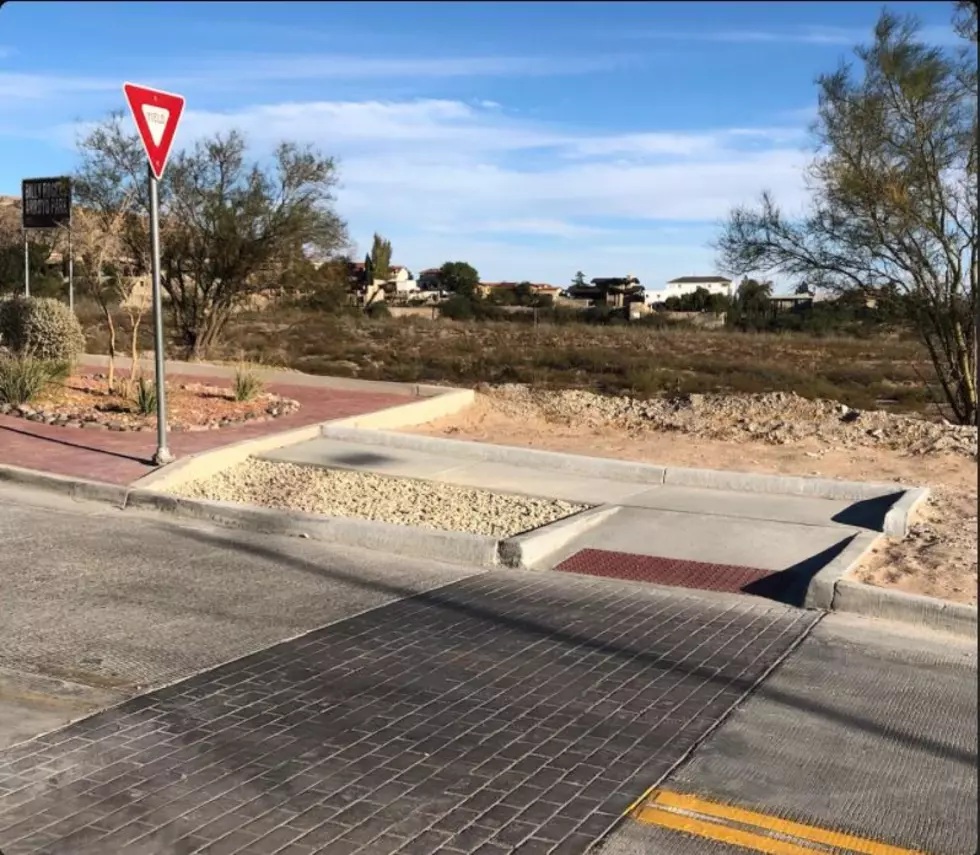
[261,437,885,527]
[261,436,879,581]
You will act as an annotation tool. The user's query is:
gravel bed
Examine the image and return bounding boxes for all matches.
[171,458,588,538]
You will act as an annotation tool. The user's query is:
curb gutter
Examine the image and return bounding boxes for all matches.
[0,464,592,572]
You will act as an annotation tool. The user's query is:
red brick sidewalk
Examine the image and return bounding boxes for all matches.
[0,370,407,485]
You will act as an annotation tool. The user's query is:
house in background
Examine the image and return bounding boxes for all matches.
[479,281,562,301]
[646,275,734,305]
[417,268,442,290]
[566,274,644,307]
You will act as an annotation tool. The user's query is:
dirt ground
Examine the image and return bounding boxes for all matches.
[19,375,299,431]
[407,385,978,606]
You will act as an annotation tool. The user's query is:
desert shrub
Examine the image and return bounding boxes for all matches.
[365,302,391,320]
[233,365,264,401]
[0,296,85,362]
[439,295,476,321]
[0,354,69,406]
[134,376,157,415]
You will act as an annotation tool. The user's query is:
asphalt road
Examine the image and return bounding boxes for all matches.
[0,483,975,854]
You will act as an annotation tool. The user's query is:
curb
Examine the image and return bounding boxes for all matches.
[803,530,881,610]
[498,505,622,569]
[327,388,475,432]
[0,464,130,507]
[133,423,326,492]
[124,489,502,568]
[831,580,978,639]
[882,486,930,537]
[661,466,900,502]
[131,390,475,494]
[802,527,978,638]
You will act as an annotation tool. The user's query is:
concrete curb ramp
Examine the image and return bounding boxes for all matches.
[319,426,924,535]
[2,463,972,638]
[0,463,610,571]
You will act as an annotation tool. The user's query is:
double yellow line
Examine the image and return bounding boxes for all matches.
[633,789,926,855]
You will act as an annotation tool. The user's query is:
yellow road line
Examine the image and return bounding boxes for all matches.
[636,805,821,855]
[634,789,926,855]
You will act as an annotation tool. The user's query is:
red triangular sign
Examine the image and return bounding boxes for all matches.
[123,82,186,180]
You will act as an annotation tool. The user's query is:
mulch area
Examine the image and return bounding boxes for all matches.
[22,375,297,431]
[0,367,409,486]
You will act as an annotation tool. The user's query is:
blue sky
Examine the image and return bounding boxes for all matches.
[0,0,961,289]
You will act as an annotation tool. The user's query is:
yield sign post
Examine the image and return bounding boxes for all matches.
[123,82,185,466]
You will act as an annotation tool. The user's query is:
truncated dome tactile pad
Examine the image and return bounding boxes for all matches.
[554,549,779,595]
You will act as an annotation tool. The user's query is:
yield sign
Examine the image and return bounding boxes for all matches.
[123,82,185,180]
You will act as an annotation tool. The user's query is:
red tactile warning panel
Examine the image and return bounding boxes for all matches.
[554,548,778,595]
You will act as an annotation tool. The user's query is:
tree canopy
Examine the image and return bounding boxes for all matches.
[438,261,480,299]
[369,234,392,282]
[715,4,978,424]
[73,116,348,357]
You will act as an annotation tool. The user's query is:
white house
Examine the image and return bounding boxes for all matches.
[646,275,734,305]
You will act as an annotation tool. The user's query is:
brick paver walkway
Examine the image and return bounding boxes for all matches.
[0,369,406,485]
[0,573,818,855]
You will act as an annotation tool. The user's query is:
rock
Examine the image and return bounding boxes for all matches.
[0,403,11,415]
[64,420,82,429]
[82,422,107,430]
[108,424,125,432]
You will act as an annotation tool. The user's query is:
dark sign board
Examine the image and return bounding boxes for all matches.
[21,176,72,230]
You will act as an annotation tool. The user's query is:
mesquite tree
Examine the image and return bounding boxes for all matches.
[716,6,978,424]
[161,133,348,357]
[74,117,348,359]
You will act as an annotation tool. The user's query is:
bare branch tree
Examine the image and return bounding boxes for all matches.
[160,133,348,357]
[716,6,978,424]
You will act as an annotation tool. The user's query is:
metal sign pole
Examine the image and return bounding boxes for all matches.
[67,226,74,312]
[23,230,29,297]
[148,163,173,465]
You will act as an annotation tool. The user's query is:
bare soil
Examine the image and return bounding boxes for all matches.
[23,375,298,431]
[407,385,978,606]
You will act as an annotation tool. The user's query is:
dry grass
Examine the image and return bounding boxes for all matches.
[79,302,943,417]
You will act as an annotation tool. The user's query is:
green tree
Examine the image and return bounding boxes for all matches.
[571,271,587,288]
[369,233,392,282]
[0,241,63,299]
[725,279,773,330]
[162,133,348,357]
[514,282,535,306]
[438,261,480,299]
[74,116,348,359]
[715,6,978,424]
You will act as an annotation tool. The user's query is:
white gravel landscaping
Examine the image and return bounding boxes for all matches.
[171,458,589,538]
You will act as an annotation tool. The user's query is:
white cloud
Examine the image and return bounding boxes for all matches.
[45,95,810,285]
[623,24,961,47]
[153,97,808,283]
[0,72,117,100]
[171,52,633,88]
